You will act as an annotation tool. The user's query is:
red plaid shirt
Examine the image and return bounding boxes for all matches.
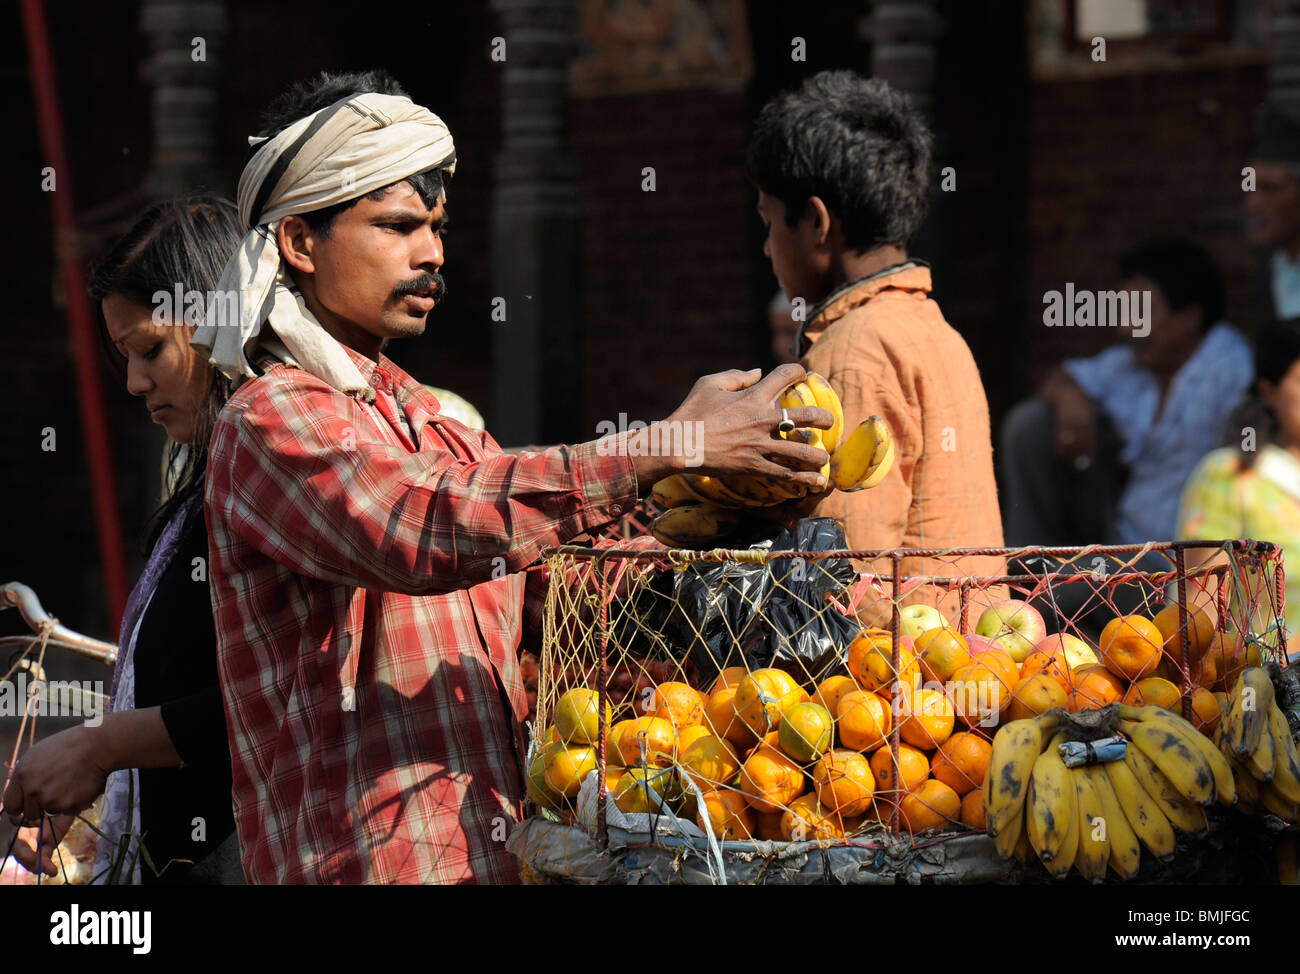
[204,347,638,883]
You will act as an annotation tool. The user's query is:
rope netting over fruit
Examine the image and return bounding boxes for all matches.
[515,537,1288,878]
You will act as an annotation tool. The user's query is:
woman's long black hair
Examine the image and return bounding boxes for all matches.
[89,196,243,554]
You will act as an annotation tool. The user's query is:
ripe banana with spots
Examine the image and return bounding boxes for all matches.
[1213,667,1300,822]
[1123,745,1209,836]
[1087,762,1142,880]
[1118,704,1233,806]
[650,474,700,509]
[1105,751,1177,861]
[830,416,895,491]
[984,712,1060,854]
[649,503,745,548]
[1027,732,1079,875]
[1072,762,1110,883]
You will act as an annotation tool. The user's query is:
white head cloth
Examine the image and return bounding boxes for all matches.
[191,92,456,401]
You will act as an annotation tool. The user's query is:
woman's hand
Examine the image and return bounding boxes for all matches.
[2,725,109,828]
[12,814,75,878]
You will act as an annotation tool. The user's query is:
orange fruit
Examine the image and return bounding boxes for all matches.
[603,763,623,796]
[813,749,876,817]
[754,810,786,841]
[837,690,892,752]
[1007,673,1069,722]
[778,702,834,763]
[1188,686,1222,735]
[734,668,804,738]
[677,734,741,792]
[651,681,704,729]
[899,778,961,833]
[1122,676,1181,710]
[948,663,1011,729]
[1066,665,1125,712]
[1018,647,1072,693]
[975,648,1020,693]
[738,738,806,812]
[526,746,566,810]
[615,715,676,767]
[959,788,986,829]
[1152,601,1218,669]
[612,766,679,814]
[930,732,993,796]
[703,683,759,750]
[1099,615,1164,681]
[870,743,930,795]
[847,628,921,697]
[676,724,713,755]
[544,743,599,799]
[814,675,859,717]
[554,688,612,744]
[709,666,750,695]
[915,627,972,684]
[606,719,635,767]
[1194,631,1262,692]
[780,792,848,841]
[696,788,756,840]
[898,686,956,749]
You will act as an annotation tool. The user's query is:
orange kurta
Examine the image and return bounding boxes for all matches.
[799,263,1007,627]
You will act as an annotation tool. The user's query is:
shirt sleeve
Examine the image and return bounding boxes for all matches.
[1061,346,1131,403]
[211,373,640,596]
[1177,450,1244,541]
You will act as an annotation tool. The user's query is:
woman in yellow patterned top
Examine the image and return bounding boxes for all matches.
[1177,320,1300,660]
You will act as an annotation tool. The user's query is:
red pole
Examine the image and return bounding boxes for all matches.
[21,0,129,635]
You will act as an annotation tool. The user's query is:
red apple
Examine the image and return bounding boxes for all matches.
[975,599,1047,663]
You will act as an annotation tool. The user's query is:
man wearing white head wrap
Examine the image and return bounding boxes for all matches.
[202,71,833,884]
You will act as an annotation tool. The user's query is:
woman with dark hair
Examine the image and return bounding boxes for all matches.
[1178,319,1300,661]
[2,196,243,883]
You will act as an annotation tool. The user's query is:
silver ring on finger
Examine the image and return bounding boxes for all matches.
[778,408,796,435]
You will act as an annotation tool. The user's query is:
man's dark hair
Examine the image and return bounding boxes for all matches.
[253,69,449,237]
[746,71,933,252]
[1118,237,1225,333]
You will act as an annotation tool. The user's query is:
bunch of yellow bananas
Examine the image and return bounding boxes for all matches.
[649,374,894,548]
[985,704,1234,883]
[1216,667,1300,823]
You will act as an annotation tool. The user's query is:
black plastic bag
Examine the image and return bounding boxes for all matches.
[661,517,860,686]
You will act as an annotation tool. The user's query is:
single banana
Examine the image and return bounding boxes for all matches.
[991,806,1024,860]
[1028,732,1078,874]
[650,474,699,509]
[678,473,771,510]
[1088,762,1142,880]
[1247,717,1276,783]
[1124,745,1209,835]
[984,714,1059,841]
[1219,692,1248,762]
[802,372,845,453]
[1267,705,1300,804]
[650,503,744,548]
[1119,717,1217,807]
[1239,668,1277,760]
[725,472,807,504]
[1073,765,1110,884]
[1119,705,1234,806]
[1229,754,1261,807]
[1105,754,1177,861]
[1013,828,1032,864]
[829,415,895,491]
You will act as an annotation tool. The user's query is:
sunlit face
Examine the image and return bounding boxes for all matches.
[103,294,212,444]
[1261,357,1300,449]
[1244,161,1300,250]
[758,190,827,309]
[294,182,448,352]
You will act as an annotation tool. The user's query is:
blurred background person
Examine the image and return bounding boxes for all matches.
[1179,318,1300,661]
[1247,103,1300,335]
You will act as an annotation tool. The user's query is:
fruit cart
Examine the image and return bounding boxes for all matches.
[0,582,116,884]
[507,536,1298,885]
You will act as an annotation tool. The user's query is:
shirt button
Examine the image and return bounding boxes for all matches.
[610,503,623,516]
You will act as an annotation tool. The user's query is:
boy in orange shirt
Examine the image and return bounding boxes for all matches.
[747,71,1006,625]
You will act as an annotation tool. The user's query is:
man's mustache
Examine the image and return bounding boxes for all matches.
[392,272,448,305]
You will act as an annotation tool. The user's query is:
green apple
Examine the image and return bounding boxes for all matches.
[899,604,949,642]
